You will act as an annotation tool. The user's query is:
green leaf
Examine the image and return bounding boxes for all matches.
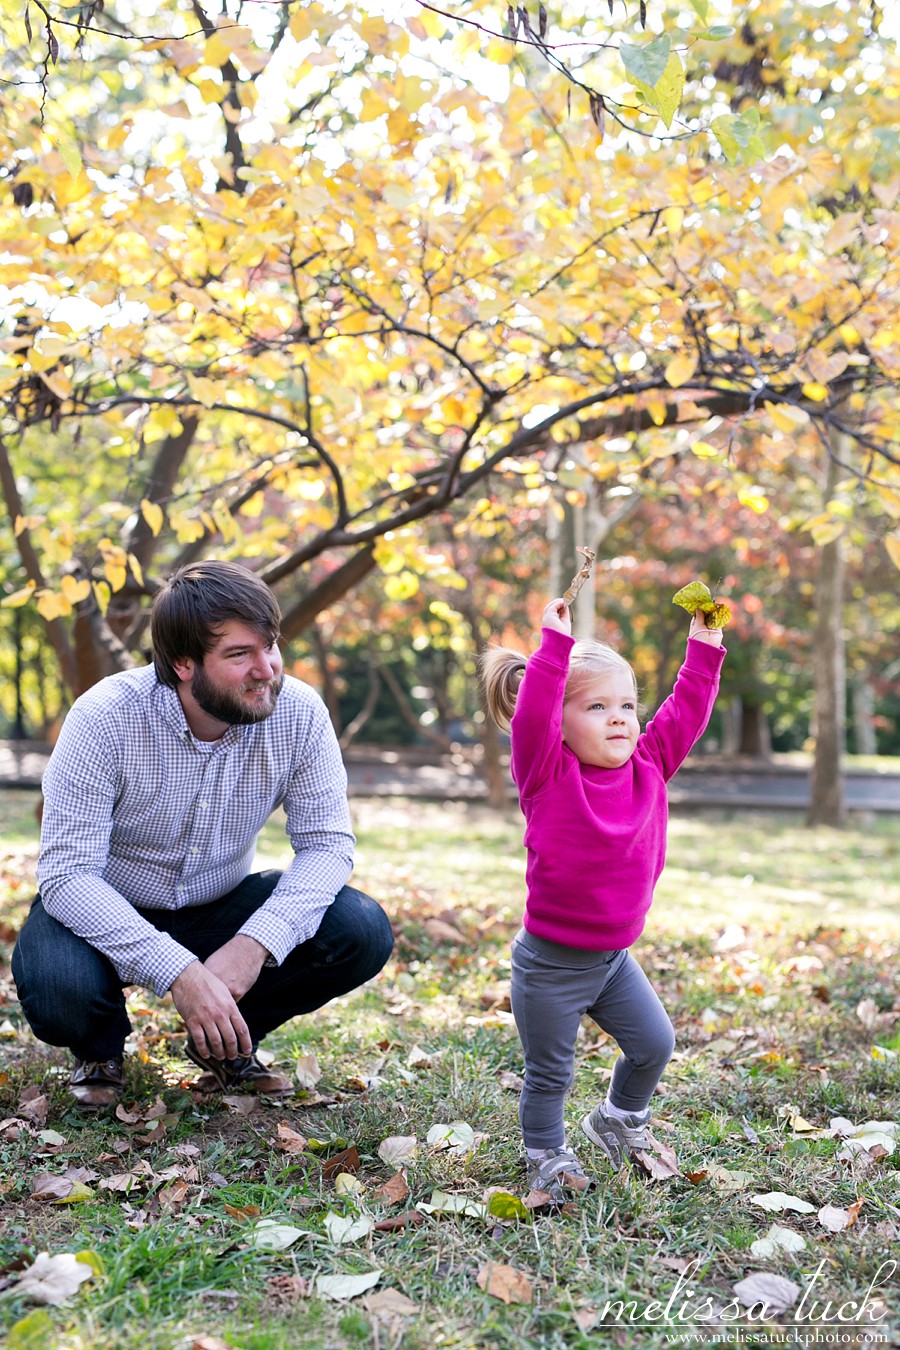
[633,50,685,128]
[703,24,736,39]
[689,0,710,22]
[620,35,671,90]
[7,1310,56,1350]
[711,110,767,165]
[487,1191,532,1221]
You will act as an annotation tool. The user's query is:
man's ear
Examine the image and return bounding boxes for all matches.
[171,657,195,683]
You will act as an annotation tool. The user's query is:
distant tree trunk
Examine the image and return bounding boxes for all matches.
[460,601,510,810]
[808,450,846,827]
[851,673,878,756]
[738,702,771,757]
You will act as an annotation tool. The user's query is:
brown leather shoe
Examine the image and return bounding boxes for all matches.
[185,1040,292,1096]
[69,1056,125,1110]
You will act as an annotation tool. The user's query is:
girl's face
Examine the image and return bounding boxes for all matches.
[561,672,640,768]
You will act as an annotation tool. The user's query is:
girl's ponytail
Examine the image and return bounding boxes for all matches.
[478,645,527,732]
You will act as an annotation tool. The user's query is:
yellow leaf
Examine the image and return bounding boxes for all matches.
[884,533,900,571]
[763,401,808,435]
[128,554,144,588]
[646,395,668,426]
[486,37,516,64]
[802,382,829,402]
[140,499,164,536]
[169,512,206,544]
[104,563,128,592]
[36,589,72,620]
[15,514,45,535]
[738,487,769,515]
[691,440,720,460]
[60,575,91,604]
[1,582,37,607]
[186,374,221,408]
[665,352,698,388]
[384,571,419,601]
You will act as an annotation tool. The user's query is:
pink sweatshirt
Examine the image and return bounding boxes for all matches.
[510,628,726,951]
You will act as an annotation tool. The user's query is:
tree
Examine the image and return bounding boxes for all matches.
[1,0,898,829]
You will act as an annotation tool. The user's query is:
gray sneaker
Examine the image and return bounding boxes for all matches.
[582,1102,651,1168]
[524,1147,593,1199]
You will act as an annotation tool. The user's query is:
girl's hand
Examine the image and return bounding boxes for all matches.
[688,610,724,645]
[542,598,572,635]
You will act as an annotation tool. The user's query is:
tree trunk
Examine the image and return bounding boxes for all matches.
[807,452,846,827]
[851,672,878,756]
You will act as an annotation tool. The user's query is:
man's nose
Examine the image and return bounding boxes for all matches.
[251,650,276,678]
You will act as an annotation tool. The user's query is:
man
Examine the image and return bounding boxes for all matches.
[12,561,394,1108]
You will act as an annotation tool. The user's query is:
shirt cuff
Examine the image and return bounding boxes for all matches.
[237,912,297,967]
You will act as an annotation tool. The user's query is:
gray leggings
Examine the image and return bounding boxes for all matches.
[510,928,676,1150]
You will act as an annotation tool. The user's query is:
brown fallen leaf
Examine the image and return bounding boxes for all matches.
[423,919,467,945]
[268,1274,313,1304]
[275,1123,309,1153]
[363,1288,420,1317]
[159,1178,191,1209]
[321,1146,360,1180]
[373,1209,425,1232]
[371,1173,410,1205]
[476,1261,533,1305]
[631,1132,681,1182]
[191,1338,237,1350]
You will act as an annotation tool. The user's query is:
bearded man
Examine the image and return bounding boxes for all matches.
[12,561,393,1108]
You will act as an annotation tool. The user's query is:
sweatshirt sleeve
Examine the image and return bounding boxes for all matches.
[640,638,726,781]
[509,628,574,800]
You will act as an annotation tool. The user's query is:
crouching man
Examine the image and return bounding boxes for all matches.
[12,561,394,1108]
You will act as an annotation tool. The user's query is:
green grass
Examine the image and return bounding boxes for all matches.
[1,792,899,1348]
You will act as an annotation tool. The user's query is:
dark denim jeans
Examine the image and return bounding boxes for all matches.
[11,872,394,1061]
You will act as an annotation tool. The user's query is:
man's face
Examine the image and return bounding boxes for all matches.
[179,620,285,728]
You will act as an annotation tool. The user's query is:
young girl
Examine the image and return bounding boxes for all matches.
[480,596,726,1197]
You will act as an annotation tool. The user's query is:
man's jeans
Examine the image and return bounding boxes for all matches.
[11,872,394,1061]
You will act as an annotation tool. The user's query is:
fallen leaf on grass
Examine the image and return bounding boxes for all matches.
[316,1271,382,1301]
[17,1090,49,1128]
[115,1096,167,1125]
[732,1272,800,1315]
[704,1165,753,1192]
[247,1220,307,1251]
[423,918,467,945]
[321,1146,360,1180]
[476,1262,533,1305]
[295,1053,321,1088]
[631,1132,681,1181]
[750,1192,816,1214]
[750,1224,806,1257]
[223,1203,260,1221]
[3,1251,95,1305]
[5,1308,55,1347]
[425,1121,476,1155]
[30,1174,94,1204]
[334,1173,366,1198]
[191,1338,236,1350]
[373,1209,424,1232]
[222,1095,258,1115]
[377,1135,418,1167]
[275,1123,309,1153]
[324,1212,375,1246]
[818,1200,863,1232]
[417,1190,488,1220]
[485,1189,531,1221]
[268,1274,313,1304]
[159,1179,191,1210]
[498,1070,523,1092]
[371,1173,410,1205]
[363,1288,419,1317]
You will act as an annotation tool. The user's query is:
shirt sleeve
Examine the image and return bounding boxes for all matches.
[509,627,574,801]
[235,696,355,964]
[640,638,726,781]
[37,704,200,996]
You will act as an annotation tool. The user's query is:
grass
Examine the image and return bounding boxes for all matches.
[1,790,899,1349]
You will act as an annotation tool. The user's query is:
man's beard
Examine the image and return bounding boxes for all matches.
[191,665,284,725]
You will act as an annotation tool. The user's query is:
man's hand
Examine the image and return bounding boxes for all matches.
[204,934,268,1003]
[170,960,253,1060]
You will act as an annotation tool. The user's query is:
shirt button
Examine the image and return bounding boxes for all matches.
[191,848,199,855]
[199,801,209,809]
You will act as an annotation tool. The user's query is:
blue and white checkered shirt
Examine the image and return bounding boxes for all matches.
[37,665,355,996]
